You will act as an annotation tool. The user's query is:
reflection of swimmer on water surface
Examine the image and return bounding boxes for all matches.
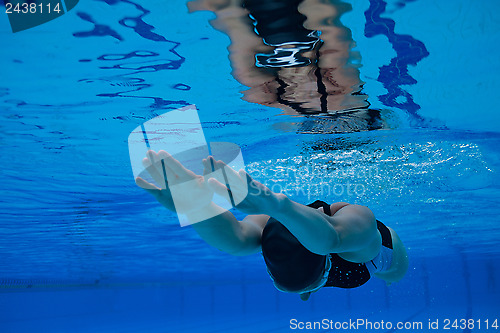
[188,0,385,133]
[136,150,409,301]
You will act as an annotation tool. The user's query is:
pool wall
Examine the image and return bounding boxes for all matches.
[1,255,499,332]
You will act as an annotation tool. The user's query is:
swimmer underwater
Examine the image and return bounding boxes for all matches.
[136,150,409,301]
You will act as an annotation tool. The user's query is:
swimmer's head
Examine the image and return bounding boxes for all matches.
[261,219,328,293]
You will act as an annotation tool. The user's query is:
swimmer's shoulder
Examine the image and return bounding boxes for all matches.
[329,202,351,216]
[330,202,374,221]
[241,214,271,230]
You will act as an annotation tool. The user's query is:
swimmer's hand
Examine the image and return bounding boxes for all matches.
[135,150,214,214]
[203,157,284,216]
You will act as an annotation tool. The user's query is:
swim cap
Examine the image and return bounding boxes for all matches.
[261,218,327,292]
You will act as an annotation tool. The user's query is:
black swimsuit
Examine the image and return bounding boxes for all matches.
[324,219,393,288]
[268,200,394,289]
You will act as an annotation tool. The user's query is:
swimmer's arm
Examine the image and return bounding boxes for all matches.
[266,196,376,256]
[202,158,375,256]
[266,196,339,255]
[188,203,265,256]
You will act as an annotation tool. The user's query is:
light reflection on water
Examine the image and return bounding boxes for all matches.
[189,0,388,133]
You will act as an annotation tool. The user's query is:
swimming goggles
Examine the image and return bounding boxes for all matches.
[269,254,332,294]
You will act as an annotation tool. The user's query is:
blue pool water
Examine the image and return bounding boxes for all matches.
[1,0,499,332]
